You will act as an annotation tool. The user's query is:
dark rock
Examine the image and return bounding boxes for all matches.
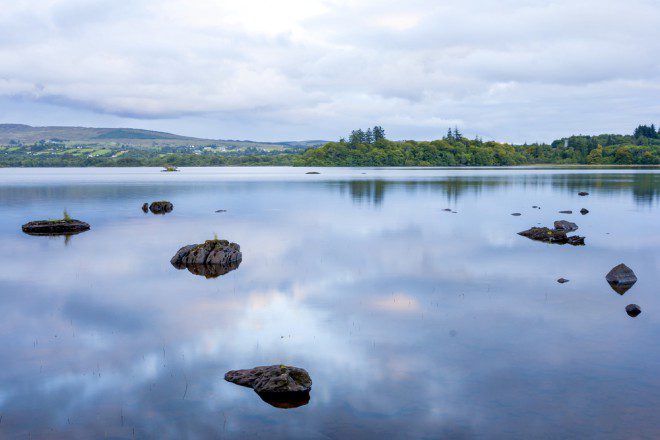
[578,191,589,196]
[518,227,585,246]
[215,209,227,213]
[171,239,242,278]
[141,203,149,213]
[442,208,452,212]
[225,365,312,408]
[554,220,578,232]
[605,264,637,294]
[305,171,320,174]
[149,201,173,214]
[511,213,521,216]
[559,210,572,214]
[22,219,90,236]
[557,278,569,283]
[580,208,589,215]
[625,304,641,318]
[532,206,540,209]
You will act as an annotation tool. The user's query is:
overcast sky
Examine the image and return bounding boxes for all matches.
[0,0,658,143]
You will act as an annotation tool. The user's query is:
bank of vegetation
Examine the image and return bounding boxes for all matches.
[1,125,658,167]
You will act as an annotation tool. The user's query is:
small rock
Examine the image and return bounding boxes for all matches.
[605,263,637,294]
[580,208,589,215]
[554,220,578,232]
[532,205,538,208]
[305,171,320,174]
[442,208,452,212]
[625,304,641,318]
[225,365,312,408]
[141,203,149,213]
[557,278,569,283]
[22,219,90,236]
[149,201,173,214]
[518,226,585,246]
[511,213,522,216]
[559,210,572,214]
[215,209,227,213]
[578,192,589,196]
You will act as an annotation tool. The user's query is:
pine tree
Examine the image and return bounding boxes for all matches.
[446,128,454,141]
[365,128,374,144]
[453,126,462,140]
[373,126,385,141]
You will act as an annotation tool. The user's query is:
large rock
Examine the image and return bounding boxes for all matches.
[171,239,242,278]
[225,365,312,394]
[149,201,173,214]
[605,264,637,294]
[22,219,90,236]
[580,208,589,215]
[554,220,578,232]
[518,226,585,246]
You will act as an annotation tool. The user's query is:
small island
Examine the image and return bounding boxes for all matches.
[22,210,90,236]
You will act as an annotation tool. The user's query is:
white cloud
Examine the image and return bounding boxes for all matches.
[0,0,658,141]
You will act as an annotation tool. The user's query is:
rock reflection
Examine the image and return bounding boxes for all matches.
[257,391,311,409]
[172,261,241,278]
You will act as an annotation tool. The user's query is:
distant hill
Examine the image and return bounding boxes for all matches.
[0,124,327,149]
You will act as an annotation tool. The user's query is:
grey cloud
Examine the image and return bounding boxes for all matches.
[0,0,658,142]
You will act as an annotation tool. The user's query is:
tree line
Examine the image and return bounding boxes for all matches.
[1,124,658,167]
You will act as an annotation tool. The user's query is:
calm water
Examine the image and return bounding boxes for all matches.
[0,167,659,439]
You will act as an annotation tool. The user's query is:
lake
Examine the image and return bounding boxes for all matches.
[0,167,658,439]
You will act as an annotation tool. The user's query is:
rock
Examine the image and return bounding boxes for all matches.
[141,203,149,213]
[22,219,90,236]
[578,191,589,196]
[532,206,540,209]
[518,226,585,246]
[625,304,641,318]
[225,365,312,393]
[225,365,312,409]
[559,210,573,214]
[442,208,452,212]
[305,171,320,174]
[171,239,242,278]
[215,209,227,213]
[580,208,589,215]
[554,220,578,232]
[557,278,569,283]
[511,213,521,216]
[605,263,637,294]
[149,201,173,214]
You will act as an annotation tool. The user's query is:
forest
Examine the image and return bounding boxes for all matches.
[1,125,658,167]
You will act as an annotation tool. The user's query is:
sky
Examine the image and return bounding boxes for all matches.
[0,0,658,143]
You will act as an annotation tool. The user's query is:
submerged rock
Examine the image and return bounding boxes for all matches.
[305,171,320,174]
[626,304,641,317]
[559,210,573,214]
[442,208,452,212]
[511,213,521,216]
[554,220,578,232]
[605,263,637,294]
[518,227,585,246]
[578,191,589,196]
[225,365,312,409]
[22,219,90,236]
[141,203,149,213]
[171,239,242,278]
[149,201,173,214]
[557,278,569,283]
[215,209,227,213]
[580,208,589,215]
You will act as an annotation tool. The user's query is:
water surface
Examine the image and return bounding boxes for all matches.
[0,167,658,439]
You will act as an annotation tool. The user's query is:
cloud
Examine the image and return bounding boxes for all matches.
[0,0,658,141]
